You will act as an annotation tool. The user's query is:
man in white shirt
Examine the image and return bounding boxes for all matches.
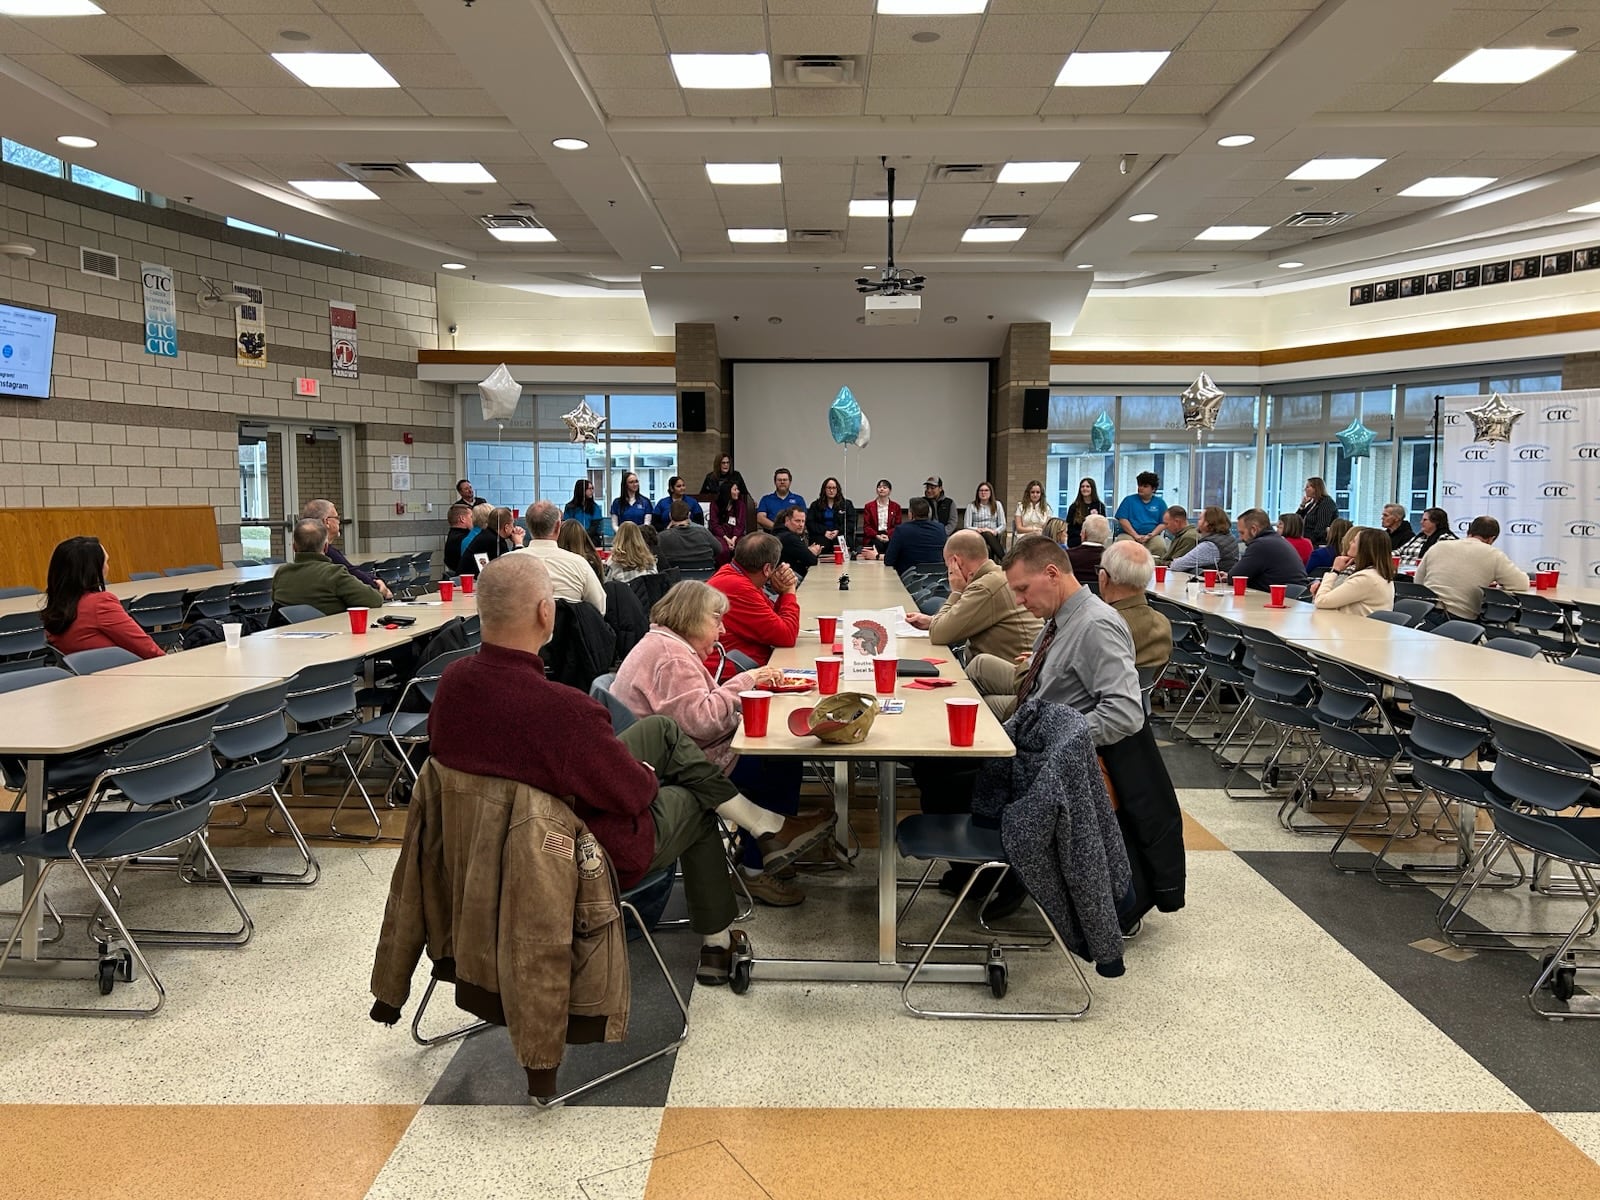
[1414,515,1529,619]
[516,500,607,614]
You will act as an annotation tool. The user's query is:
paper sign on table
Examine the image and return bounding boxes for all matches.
[841,609,898,680]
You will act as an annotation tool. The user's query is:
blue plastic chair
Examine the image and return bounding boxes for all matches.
[1367,609,1413,627]
[0,586,40,599]
[0,612,47,664]
[63,647,141,675]
[1485,637,1541,659]
[1431,620,1485,644]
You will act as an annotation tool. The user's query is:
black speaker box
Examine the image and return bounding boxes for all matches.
[682,390,707,433]
[1022,387,1048,431]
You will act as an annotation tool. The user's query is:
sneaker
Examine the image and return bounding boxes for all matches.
[695,929,750,986]
[754,813,835,874]
[741,871,805,907]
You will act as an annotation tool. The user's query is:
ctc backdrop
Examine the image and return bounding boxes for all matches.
[1441,388,1600,582]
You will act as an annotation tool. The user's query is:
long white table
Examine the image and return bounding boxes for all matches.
[0,563,281,620]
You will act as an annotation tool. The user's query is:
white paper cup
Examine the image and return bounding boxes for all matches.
[222,622,243,648]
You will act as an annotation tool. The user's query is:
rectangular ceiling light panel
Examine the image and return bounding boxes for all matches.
[962,227,1025,242]
[997,161,1080,184]
[407,162,496,184]
[487,226,557,242]
[728,228,787,243]
[1055,52,1169,87]
[849,199,916,218]
[272,53,399,89]
[290,180,379,200]
[1397,176,1496,197]
[1195,225,1270,241]
[706,162,782,185]
[1435,48,1575,84]
[670,53,771,90]
[877,1,987,13]
[1286,158,1385,180]
[0,0,104,13]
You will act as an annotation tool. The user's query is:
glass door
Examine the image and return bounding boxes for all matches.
[238,422,357,560]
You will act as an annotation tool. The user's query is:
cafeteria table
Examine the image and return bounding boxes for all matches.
[0,563,282,619]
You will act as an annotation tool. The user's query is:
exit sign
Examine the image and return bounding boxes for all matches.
[295,377,320,398]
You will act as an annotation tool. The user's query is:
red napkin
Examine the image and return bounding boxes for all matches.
[905,678,956,690]
[921,657,946,665]
[831,641,843,654]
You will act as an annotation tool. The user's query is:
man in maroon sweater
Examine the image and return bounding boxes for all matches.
[429,552,820,984]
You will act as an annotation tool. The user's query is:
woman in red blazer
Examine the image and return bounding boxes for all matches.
[862,479,903,553]
[41,536,165,660]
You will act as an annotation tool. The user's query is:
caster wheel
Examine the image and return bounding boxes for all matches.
[1263,765,1281,788]
[96,958,116,996]
[729,960,752,995]
[1553,966,1578,1002]
[987,962,1008,1000]
[115,948,135,983]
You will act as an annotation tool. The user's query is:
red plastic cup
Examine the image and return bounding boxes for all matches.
[1203,569,1218,589]
[461,574,475,595]
[439,580,454,602]
[817,615,837,645]
[1392,555,1401,572]
[348,606,369,634]
[739,690,772,738]
[598,549,611,561]
[1547,570,1560,588]
[1233,575,1248,597]
[1154,565,1167,583]
[1270,584,1287,606]
[512,507,520,519]
[834,545,845,565]
[816,656,842,695]
[946,697,979,747]
[872,655,897,695]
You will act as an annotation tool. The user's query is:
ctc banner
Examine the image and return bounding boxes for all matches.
[1441,388,1600,582]
[330,300,359,379]
[140,262,178,358]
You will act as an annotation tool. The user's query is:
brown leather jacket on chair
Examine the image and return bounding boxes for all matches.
[369,759,631,1096]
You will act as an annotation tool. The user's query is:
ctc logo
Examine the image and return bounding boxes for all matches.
[1463,449,1490,461]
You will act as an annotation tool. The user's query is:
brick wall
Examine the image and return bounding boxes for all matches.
[675,321,723,486]
[991,322,1051,517]
[0,164,455,562]
[1563,353,1600,390]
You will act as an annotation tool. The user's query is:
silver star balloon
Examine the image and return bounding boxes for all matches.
[1335,418,1377,460]
[1181,373,1225,432]
[561,398,606,445]
[1463,392,1524,445]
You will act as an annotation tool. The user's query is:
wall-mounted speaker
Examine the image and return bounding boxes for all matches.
[1022,387,1048,431]
[682,390,707,433]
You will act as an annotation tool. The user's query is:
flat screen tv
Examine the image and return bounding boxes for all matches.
[0,302,58,399]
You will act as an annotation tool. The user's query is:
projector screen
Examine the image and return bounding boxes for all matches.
[731,361,990,517]
[0,302,57,399]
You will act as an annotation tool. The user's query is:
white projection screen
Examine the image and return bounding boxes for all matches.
[730,361,990,514]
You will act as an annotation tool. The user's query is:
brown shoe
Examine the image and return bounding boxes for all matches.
[740,870,805,907]
[696,928,751,986]
[755,813,835,873]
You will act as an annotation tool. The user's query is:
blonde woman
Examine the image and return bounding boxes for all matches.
[1041,517,1068,547]
[607,520,657,583]
[1014,479,1051,537]
[1311,526,1396,616]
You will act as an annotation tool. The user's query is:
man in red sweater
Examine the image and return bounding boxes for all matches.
[429,553,818,984]
[705,532,800,682]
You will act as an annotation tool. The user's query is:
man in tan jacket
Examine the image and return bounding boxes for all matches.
[1096,540,1172,672]
[906,529,1042,661]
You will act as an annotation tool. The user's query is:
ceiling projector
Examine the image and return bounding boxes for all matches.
[865,294,920,326]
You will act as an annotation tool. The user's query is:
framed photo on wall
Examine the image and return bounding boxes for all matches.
[1373,279,1398,301]
[1574,248,1600,272]
[1424,272,1453,294]
[1398,274,1425,298]
[1511,255,1541,280]
[1541,251,1573,276]
[1481,260,1511,285]
[1452,265,1480,290]
[1349,284,1374,306]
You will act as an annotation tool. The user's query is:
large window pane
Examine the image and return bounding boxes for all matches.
[1045,446,1112,515]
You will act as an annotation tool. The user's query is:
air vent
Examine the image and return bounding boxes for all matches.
[1282,211,1351,228]
[80,55,210,87]
[79,246,118,281]
[973,214,1032,228]
[478,213,540,231]
[338,162,418,182]
[778,55,860,86]
[790,229,842,243]
[932,163,997,183]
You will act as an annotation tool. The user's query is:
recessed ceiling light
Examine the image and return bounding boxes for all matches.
[487,226,557,242]
[1287,157,1385,180]
[911,31,941,43]
[1055,51,1169,88]
[670,53,771,90]
[706,162,781,185]
[0,0,103,13]
[56,135,97,149]
[551,138,589,151]
[877,0,986,13]
[961,227,1025,242]
[996,161,1080,184]
[1195,225,1270,241]
[849,199,916,218]
[1435,47,1575,85]
[1398,176,1497,197]
[649,263,665,270]
[290,179,379,200]
[407,162,495,184]
[727,228,787,243]
[1547,26,1580,38]
[441,262,466,270]
[1277,261,1305,269]
[278,29,311,42]
[1568,201,1600,214]
[1216,134,1255,148]
[272,52,399,89]
[1076,263,1094,270]
[1128,212,1159,222]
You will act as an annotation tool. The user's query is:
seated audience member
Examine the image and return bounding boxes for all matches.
[807,478,855,553]
[1395,507,1457,570]
[657,500,723,571]
[1169,506,1240,576]
[1067,513,1111,584]
[563,479,607,547]
[520,501,606,613]
[559,520,606,584]
[612,580,829,906]
[1380,503,1415,552]
[707,532,800,678]
[303,499,391,601]
[273,517,385,616]
[774,504,821,579]
[456,503,494,575]
[1115,472,1167,545]
[1041,517,1069,547]
[884,497,949,577]
[638,523,660,556]
[611,472,652,529]
[455,478,486,508]
[424,553,795,987]
[906,530,1042,662]
[756,468,805,532]
[1306,518,1352,576]
[699,453,748,501]
[1231,509,1310,592]
[1096,541,1172,672]
[1152,507,1197,565]
[1297,476,1339,547]
[41,535,165,660]
[606,521,657,584]
[442,503,474,576]
[1277,512,1313,565]
[1014,479,1051,538]
[652,476,704,528]
[1065,477,1106,548]
[1311,526,1396,617]
[481,506,526,563]
[710,480,749,552]
[923,476,957,533]
[1414,515,1530,619]
[862,479,903,552]
[964,481,1007,559]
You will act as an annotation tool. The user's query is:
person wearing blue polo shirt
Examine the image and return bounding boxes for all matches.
[756,467,806,531]
[652,476,704,527]
[610,471,653,528]
[1114,471,1167,546]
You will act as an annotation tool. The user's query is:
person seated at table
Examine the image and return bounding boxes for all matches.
[884,497,949,578]
[612,580,830,907]
[907,530,1041,662]
[862,479,902,552]
[611,472,653,530]
[303,499,393,602]
[922,476,957,534]
[1068,514,1111,584]
[1380,503,1415,553]
[1096,540,1172,672]
[1395,507,1456,571]
[652,476,704,528]
[1414,515,1530,619]
[549,517,608,602]
[1013,479,1051,539]
[456,502,494,575]
[1041,517,1069,548]
[1064,477,1105,548]
[657,501,723,571]
[442,503,475,576]
[774,504,821,579]
[1310,526,1395,617]
[1115,472,1167,546]
[699,453,748,501]
[1277,512,1313,566]
[755,468,805,532]
[480,506,526,563]
[964,481,1007,559]
[807,477,855,554]
[272,518,385,616]
[563,479,607,547]
[709,480,750,553]
[41,535,165,660]
[606,521,657,584]
[1230,509,1309,592]
[1152,507,1197,566]
[1169,506,1240,576]
[707,533,799,680]
[1306,518,1352,576]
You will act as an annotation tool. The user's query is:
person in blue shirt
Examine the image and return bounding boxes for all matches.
[883,497,949,578]
[652,475,704,527]
[756,467,806,531]
[563,478,607,546]
[1114,471,1167,545]
[610,471,653,528]
[806,476,855,552]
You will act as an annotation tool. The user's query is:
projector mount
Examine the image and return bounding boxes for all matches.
[855,157,926,298]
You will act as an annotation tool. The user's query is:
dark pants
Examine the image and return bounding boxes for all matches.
[617,716,739,936]
[729,754,802,868]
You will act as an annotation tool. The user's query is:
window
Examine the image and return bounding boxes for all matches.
[2,138,61,178]
[227,217,279,237]
[69,164,140,201]
[237,434,272,561]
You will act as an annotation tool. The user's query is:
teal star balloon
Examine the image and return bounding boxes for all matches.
[1336,418,1376,459]
[1090,410,1114,453]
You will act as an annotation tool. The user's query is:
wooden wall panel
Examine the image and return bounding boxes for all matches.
[0,506,222,590]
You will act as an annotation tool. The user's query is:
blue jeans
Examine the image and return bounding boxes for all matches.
[729,755,803,869]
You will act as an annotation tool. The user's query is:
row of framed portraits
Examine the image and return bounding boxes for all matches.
[1349,247,1600,306]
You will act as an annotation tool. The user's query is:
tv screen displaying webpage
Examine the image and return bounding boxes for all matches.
[0,302,58,398]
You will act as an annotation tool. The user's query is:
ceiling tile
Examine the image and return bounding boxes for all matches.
[972,13,1093,55]
[769,15,872,58]
[774,87,864,116]
[961,53,1065,88]
[375,54,484,89]
[174,54,304,88]
[660,15,767,53]
[64,83,165,113]
[0,18,62,55]
[1156,49,1268,88]
[12,17,161,54]
[868,53,967,89]
[1039,85,1138,115]
[409,89,504,117]
[864,87,956,116]
[223,15,359,54]
[576,54,680,89]
[201,0,324,12]
[653,0,765,13]
[134,85,253,114]
[1099,0,1211,11]
[106,0,222,11]
[1373,48,1474,86]
[951,86,1049,116]
[1326,83,1423,112]
[592,87,687,116]
[1077,11,1203,52]
[1181,9,1315,52]
[544,0,655,11]
[324,15,452,54]
[552,13,666,55]
[325,88,427,116]
[8,53,119,87]
[223,87,339,115]
[118,15,256,53]
[1126,83,1231,114]
[1485,82,1600,112]
[872,15,982,55]
[1394,82,1510,112]
[683,90,774,116]
[766,0,872,13]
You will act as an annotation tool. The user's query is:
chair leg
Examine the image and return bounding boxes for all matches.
[411,975,491,1047]
[96,834,254,947]
[327,750,384,842]
[184,787,321,888]
[1525,867,1600,1021]
[1328,762,1407,872]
